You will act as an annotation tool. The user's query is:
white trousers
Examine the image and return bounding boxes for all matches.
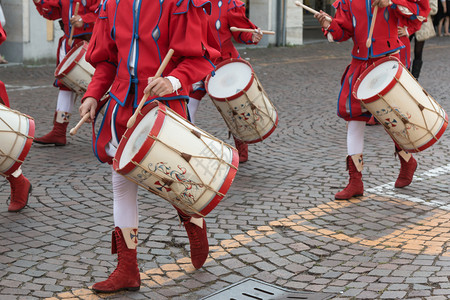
[347,121,365,156]
[56,90,76,113]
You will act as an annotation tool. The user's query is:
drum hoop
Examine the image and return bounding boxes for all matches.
[0,110,35,175]
[113,101,162,174]
[54,41,89,79]
[352,56,403,103]
[205,58,255,101]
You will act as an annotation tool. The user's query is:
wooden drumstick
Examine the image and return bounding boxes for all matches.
[127,48,175,128]
[229,27,275,35]
[69,112,90,136]
[294,1,332,22]
[366,6,378,48]
[68,2,80,47]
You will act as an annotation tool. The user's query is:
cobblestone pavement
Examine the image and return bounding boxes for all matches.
[1,36,450,300]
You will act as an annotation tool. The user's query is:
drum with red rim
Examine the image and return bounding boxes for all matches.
[353,56,448,152]
[113,101,239,218]
[205,58,278,144]
[0,104,35,176]
[55,41,95,96]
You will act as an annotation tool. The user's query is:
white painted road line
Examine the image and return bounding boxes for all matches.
[367,163,450,209]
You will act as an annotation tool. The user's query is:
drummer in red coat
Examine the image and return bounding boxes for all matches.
[33,0,100,146]
[78,0,220,293]
[187,0,263,163]
[0,24,33,212]
[315,0,429,200]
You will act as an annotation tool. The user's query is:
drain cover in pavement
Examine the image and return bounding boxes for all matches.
[201,278,335,300]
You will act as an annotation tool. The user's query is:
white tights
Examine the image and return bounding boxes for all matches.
[347,121,365,156]
[56,90,76,113]
[111,166,139,228]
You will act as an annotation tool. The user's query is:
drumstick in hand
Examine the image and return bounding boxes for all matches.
[366,6,378,48]
[294,1,332,22]
[127,49,175,128]
[230,27,275,35]
[69,112,90,136]
[68,2,80,47]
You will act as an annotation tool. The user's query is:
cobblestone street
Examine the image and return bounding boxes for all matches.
[1,37,450,299]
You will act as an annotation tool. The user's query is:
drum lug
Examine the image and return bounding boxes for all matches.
[191,129,202,139]
[181,152,192,162]
[161,177,174,187]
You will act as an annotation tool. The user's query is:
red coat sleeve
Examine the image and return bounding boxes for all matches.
[167,0,221,89]
[326,0,354,42]
[0,24,6,45]
[84,10,117,101]
[79,1,101,24]
[228,0,258,44]
[33,0,62,21]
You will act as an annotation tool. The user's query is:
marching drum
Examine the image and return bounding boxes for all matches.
[353,56,448,152]
[0,104,35,176]
[205,58,278,144]
[113,101,239,218]
[55,41,95,96]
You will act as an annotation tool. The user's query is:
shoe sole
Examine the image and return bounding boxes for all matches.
[34,140,66,146]
[92,286,140,293]
[335,193,364,200]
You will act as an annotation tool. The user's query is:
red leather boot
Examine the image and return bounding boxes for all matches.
[92,227,140,293]
[395,148,417,188]
[7,173,32,212]
[335,154,364,200]
[177,209,209,269]
[233,136,248,163]
[34,111,70,146]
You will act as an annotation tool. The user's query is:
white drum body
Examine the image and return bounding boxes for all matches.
[353,57,448,152]
[113,101,239,217]
[55,41,95,96]
[205,58,278,144]
[0,104,35,175]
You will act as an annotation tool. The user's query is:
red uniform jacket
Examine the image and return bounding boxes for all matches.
[84,0,220,106]
[83,0,221,163]
[0,23,9,107]
[326,0,430,60]
[210,0,258,64]
[34,0,100,42]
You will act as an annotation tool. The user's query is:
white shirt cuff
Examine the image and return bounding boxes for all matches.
[166,76,181,92]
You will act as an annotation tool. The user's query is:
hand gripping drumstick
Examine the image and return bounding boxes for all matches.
[68,2,80,47]
[69,112,90,136]
[366,6,378,48]
[230,27,275,35]
[126,48,175,128]
[294,1,332,22]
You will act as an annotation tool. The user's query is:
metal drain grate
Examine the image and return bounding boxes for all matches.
[201,278,335,300]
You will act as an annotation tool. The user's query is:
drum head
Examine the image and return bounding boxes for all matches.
[356,59,400,100]
[118,106,159,169]
[55,42,86,77]
[207,61,253,98]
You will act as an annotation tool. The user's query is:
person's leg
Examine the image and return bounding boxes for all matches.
[335,121,365,200]
[6,167,32,212]
[92,167,141,293]
[411,40,425,79]
[34,90,76,146]
[444,16,450,35]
